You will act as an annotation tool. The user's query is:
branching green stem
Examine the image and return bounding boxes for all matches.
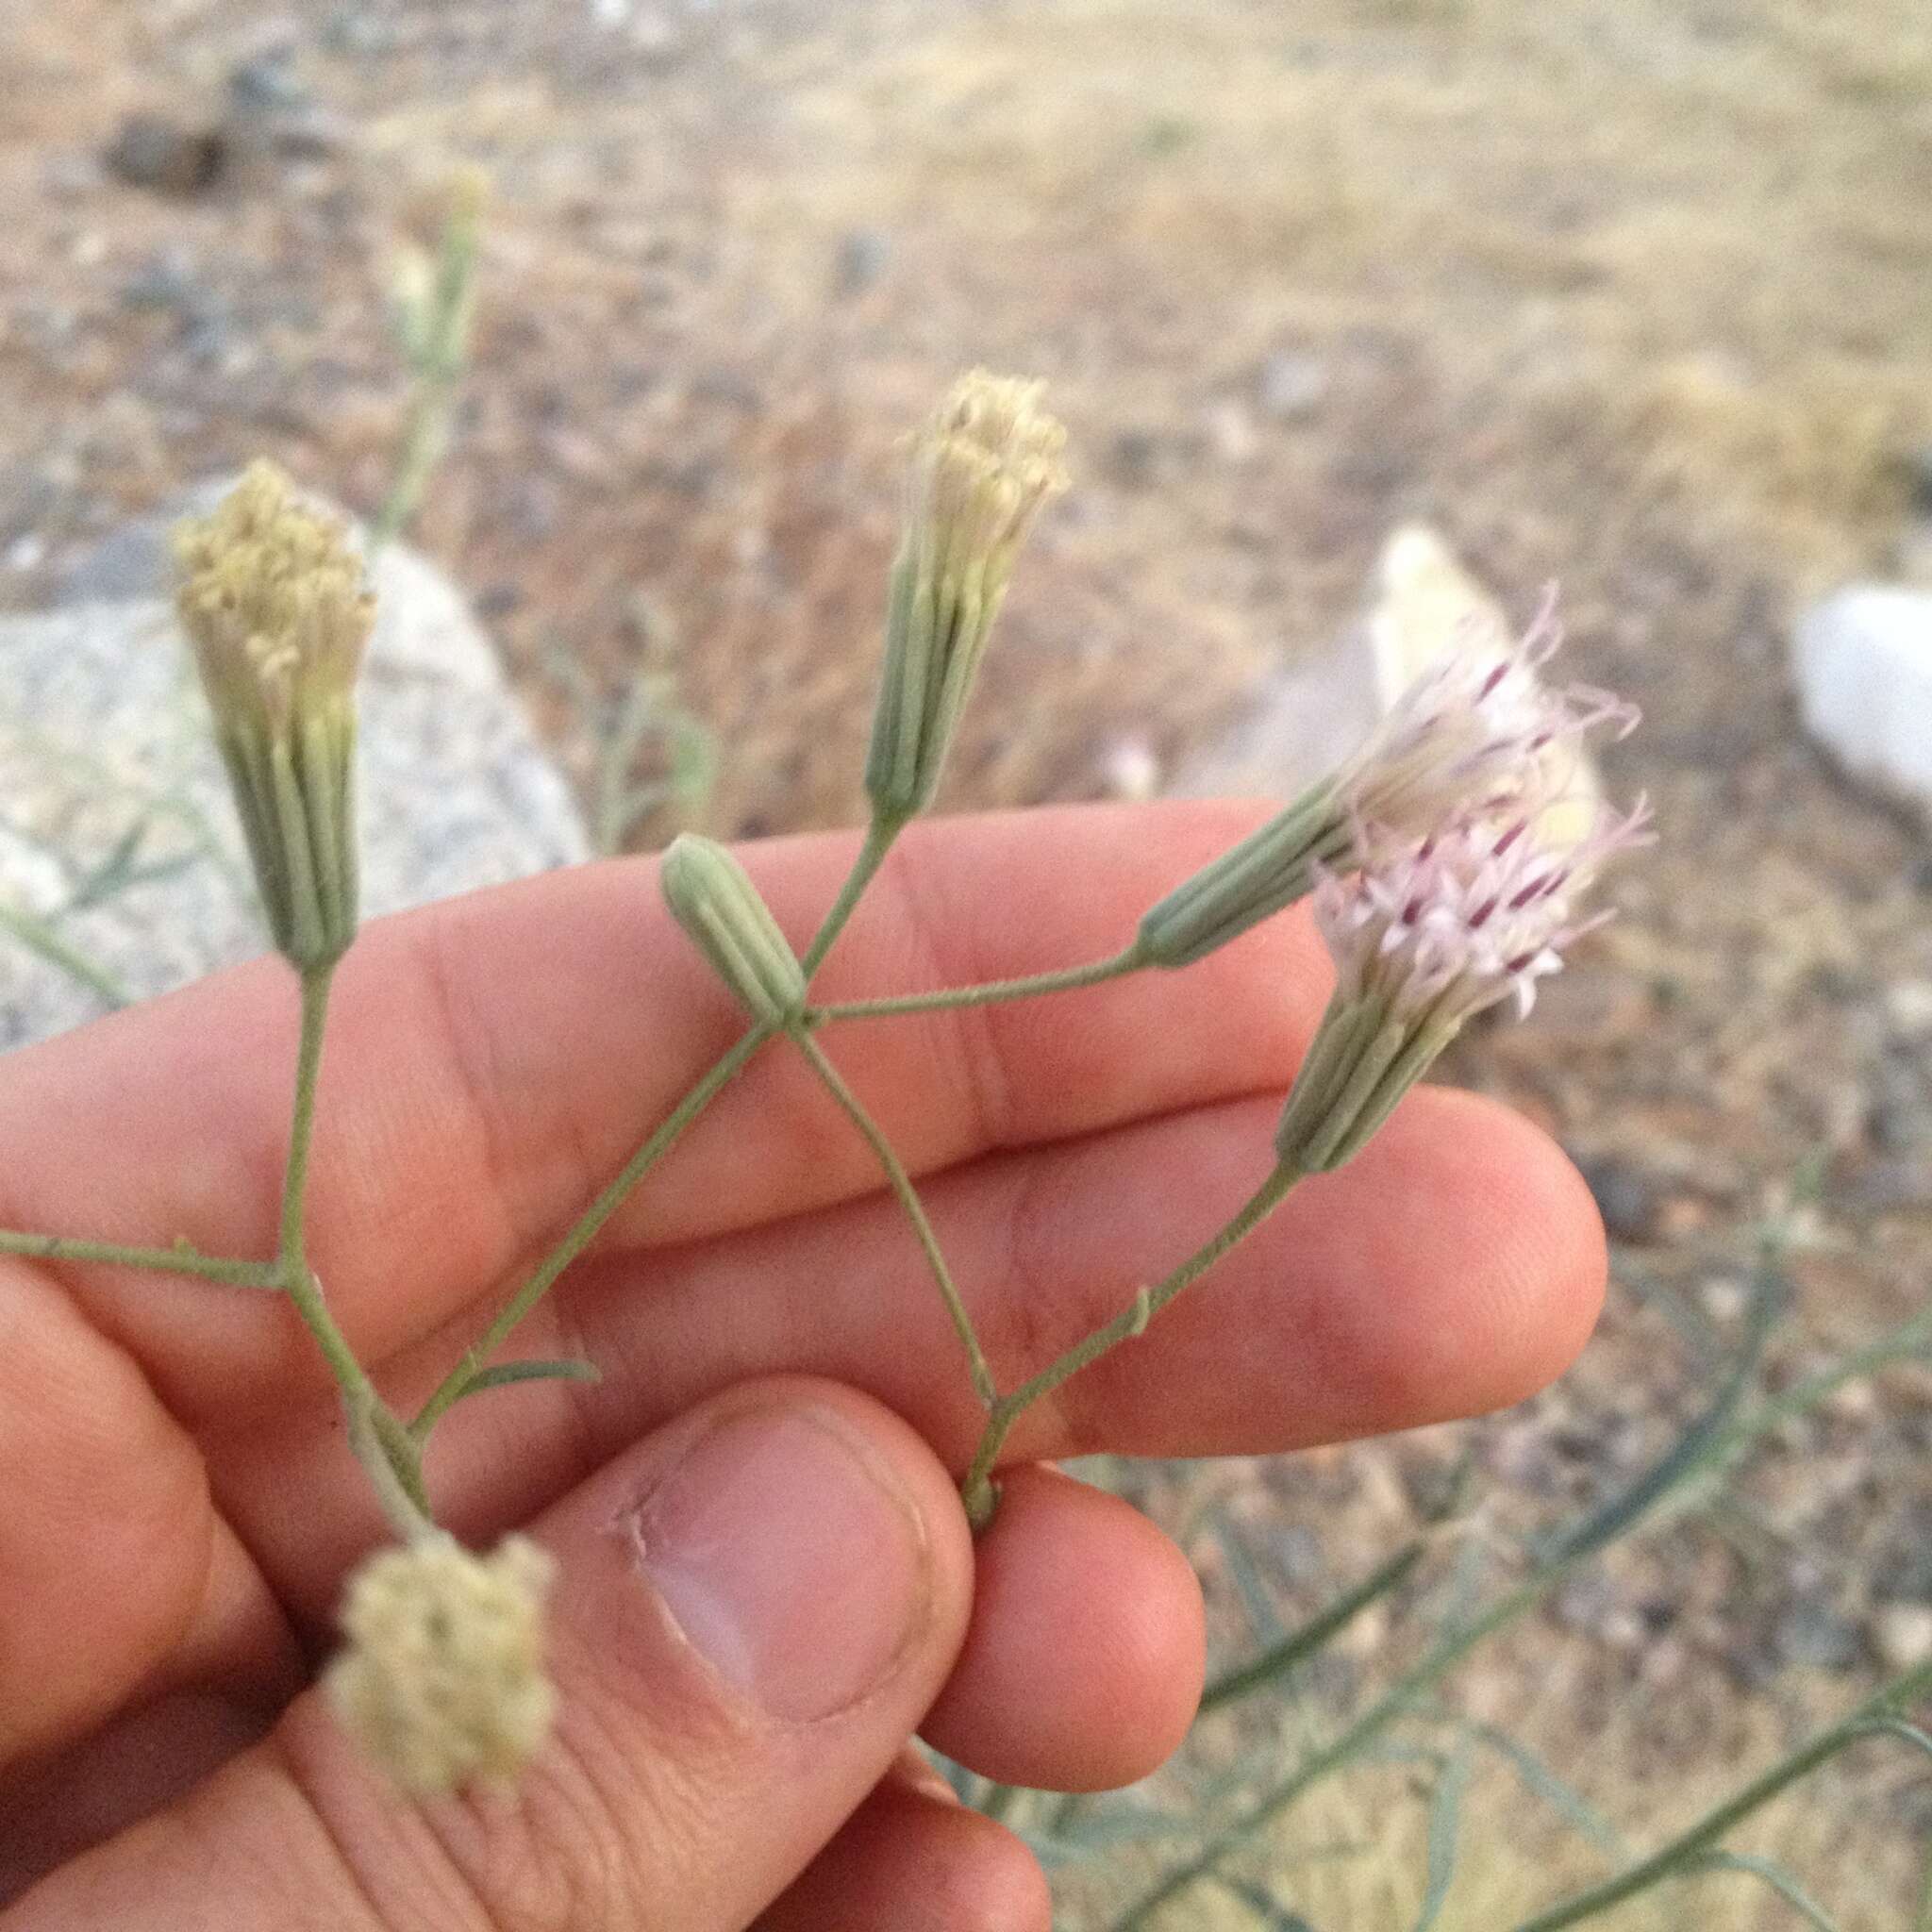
[791,1028,996,1407]
[1511,1658,1932,1929]
[411,1024,770,1435]
[809,942,1146,1024]
[961,1160,1302,1527]
[411,819,908,1439]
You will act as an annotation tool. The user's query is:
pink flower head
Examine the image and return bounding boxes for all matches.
[1315,791,1652,1026]
[1341,590,1639,840]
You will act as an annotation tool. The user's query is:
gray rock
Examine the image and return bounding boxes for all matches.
[0,533,587,1049]
[1791,584,1932,816]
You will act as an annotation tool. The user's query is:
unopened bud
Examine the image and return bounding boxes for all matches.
[174,461,374,971]
[865,371,1067,822]
[1136,782,1354,969]
[325,1532,556,1795]
[659,834,807,1027]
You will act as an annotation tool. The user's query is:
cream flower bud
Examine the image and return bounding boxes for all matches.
[174,461,374,971]
[1273,795,1650,1173]
[325,1532,557,1796]
[659,834,808,1027]
[864,371,1067,822]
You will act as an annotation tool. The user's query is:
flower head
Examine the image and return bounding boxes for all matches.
[1317,794,1650,1026]
[865,371,1068,821]
[1340,591,1637,842]
[174,462,374,970]
[1137,591,1634,971]
[175,460,374,743]
[325,1532,557,1796]
[1274,791,1650,1173]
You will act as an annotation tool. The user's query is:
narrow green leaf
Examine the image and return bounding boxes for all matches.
[1209,1507,1289,1645]
[453,1357,602,1401]
[1201,1540,1424,1716]
[1463,1721,1626,1859]
[1410,1726,1475,1932]
[1686,1851,1840,1930]
[1540,1256,1783,1565]
[0,899,131,1007]
[1863,1716,1932,1763]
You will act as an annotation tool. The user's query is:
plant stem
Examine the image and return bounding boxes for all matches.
[791,1028,996,1407]
[961,1161,1301,1526]
[1508,1657,1932,1932]
[279,965,333,1270]
[808,943,1146,1023]
[1115,1561,1560,1929]
[798,813,902,981]
[271,966,383,1408]
[411,1024,770,1435]
[0,1229,278,1289]
[411,817,906,1440]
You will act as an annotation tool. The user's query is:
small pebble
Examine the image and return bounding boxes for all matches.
[106,114,226,197]
[1576,1154,1663,1244]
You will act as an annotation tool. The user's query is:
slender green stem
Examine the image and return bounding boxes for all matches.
[808,943,1146,1023]
[791,1028,997,1407]
[0,1230,278,1289]
[1116,1560,1559,1929]
[411,1025,770,1436]
[0,899,131,1008]
[1508,1658,1932,1932]
[798,814,903,981]
[961,1162,1301,1526]
[280,965,334,1269]
[411,817,905,1440]
[269,966,384,1411]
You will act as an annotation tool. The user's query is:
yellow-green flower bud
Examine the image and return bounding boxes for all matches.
[174,461,374,972]
[325,1532,556,1795]
[865,371,1067,823]
[659,834,808,1027]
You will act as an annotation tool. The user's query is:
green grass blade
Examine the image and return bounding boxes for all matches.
[1410,1726,1475,1932]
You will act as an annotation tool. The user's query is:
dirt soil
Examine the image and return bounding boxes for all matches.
[5,0,1932,1923]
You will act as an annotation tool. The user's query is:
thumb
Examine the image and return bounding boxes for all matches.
[11,1379,976,1932]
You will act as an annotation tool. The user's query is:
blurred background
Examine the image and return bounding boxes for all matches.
[4,1,1932,1924]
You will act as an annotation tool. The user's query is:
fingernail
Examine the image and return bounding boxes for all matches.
[629,1405,931,1723]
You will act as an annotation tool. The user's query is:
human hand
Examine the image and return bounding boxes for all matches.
[0,800,1603,1929]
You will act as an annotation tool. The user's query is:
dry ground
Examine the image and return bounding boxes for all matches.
[5,0,1932,1923]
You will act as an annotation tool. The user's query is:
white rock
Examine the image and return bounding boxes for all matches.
[1874,1603,1932,1673]
[1792,585,1932,813]
[0,536,587,1049]
[1172,523,1599,811]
